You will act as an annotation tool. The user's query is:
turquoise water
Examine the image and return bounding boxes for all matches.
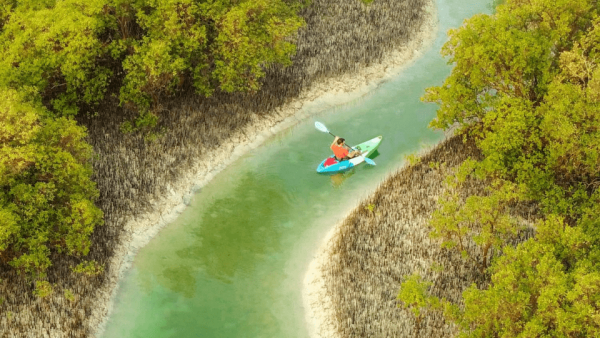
[101,0,493,337]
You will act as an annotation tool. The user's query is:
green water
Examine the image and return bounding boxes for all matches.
[101,1,493,337]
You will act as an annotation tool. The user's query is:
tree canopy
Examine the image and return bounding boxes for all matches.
[459,216,600,337]
[0,88,103,279]
[419,0,600,335]
[0,0,304,284]
[0,0,304,118]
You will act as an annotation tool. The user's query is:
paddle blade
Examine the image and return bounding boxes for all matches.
[314,121,329,133]
[364,157,376,166]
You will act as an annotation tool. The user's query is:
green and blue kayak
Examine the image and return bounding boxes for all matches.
[316,136,382,173]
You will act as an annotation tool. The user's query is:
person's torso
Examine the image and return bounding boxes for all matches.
[331,144,348,159]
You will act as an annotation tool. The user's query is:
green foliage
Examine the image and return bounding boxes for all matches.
[397,273,445,335]
[424,0,600,218]
[424,0,595,130]
[430,176,523,273]
[119,121,135,134]
[33,280,53,298]
[405,153,421,166]
[457,216,600,337]
[0,0,305,121]
[0,88,103,279]
[120,111,161,134]
[423,0,600,335]
[213,0,304,93]
[0,0,112,116]
[72,260,104,276]
[428,161,440,170]
[119,0,210,109]
[117,0,304,122]
[579,193,600,264]
[64,288,75,302]
[490,0,504,9]
[0,0,16,30]
[0,0,304,279]
[430,262,444,273]
[397,273,440,317]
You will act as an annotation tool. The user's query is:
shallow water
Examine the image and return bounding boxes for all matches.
[102,0,493,337]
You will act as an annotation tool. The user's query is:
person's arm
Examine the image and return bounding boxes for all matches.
[331,136,339,148]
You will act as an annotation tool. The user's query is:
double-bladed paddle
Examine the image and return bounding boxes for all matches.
[314,121,376,166]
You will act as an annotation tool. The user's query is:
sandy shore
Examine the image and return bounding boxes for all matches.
[303,218,344,338]
[89,1,437,336]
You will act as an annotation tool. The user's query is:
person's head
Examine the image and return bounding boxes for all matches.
[336,138,345,145]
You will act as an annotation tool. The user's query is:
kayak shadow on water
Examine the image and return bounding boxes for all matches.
[328,150,381,188]
[369,150,381,159]
[330,170,355,188]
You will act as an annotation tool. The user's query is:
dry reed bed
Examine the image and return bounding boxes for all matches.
[317,135,537,337]
[0,0,432,337]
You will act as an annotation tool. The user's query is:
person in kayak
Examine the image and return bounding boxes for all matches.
[331,136,360,161]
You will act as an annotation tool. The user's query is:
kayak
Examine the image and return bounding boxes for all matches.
[316,136,383,173]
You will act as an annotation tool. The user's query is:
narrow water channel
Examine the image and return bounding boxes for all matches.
[102,0,493,336]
